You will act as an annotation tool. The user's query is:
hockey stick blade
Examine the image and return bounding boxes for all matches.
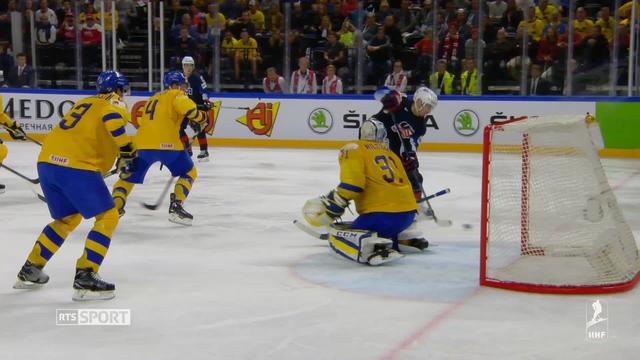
[0,164,39,184]
[293,220,329,240]
[141,177,175,210]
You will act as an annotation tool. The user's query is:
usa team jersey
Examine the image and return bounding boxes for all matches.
[186,70,208,108]
[38,93,131,175]
[373,96,427,157]
[135,89,205,151]
[336,140,417,214]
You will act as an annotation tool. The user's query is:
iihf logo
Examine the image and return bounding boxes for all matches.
[586,299,608,341]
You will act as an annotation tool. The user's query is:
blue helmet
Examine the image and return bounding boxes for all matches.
[96,71,129,94]
[163,71,187,88]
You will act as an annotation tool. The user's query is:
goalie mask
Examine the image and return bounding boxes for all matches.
[359,119,387,142]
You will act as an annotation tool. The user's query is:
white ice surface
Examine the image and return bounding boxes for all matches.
[0,142,638,360]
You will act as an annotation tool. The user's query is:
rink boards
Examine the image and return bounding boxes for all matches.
[1,89,638,157]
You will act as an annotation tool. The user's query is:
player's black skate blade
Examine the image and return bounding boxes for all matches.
[72,268,115,301]
[367,244,404,266]
[197,150,210,163]
[169,193,193,226]
[13,261,49,289]
[0,183,5,194]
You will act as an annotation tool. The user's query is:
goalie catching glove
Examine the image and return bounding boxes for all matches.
[303,189,349,227]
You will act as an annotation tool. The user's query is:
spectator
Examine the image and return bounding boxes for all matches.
[376,1,394,24]
[7,53,35,88]
[518,6,545,42]
[176,26,197,60]
[543,10,567,35]
[290,56,318,94]
[248,0,265,33]
[55,0,72,24]
[466,0,482,27]
[205,2,225,30]
[465,28,485,60]
[0,1,15,43]
[219,0,243,21]
[0,44,15,85]
[35,0,57,26]
[454,8,471,39]
[535,0,557,22]
[527,63,551,95]
[383,15,403,56]
[265,2,283,32]
[439,22,464,71]
[263,66,286,93]
[168,0,188,27]
[429,59,454,95]
[536,28,562,67]
[366,27,391,85]
[324,32,347,75]
[81,13,102,45]
[79,2,96,22]
[58,12,76,44]
[234,28,259,80]
[116,0,137,30]
[362,12,378,43]
[262,29,284,70]
[171,14,197,44]
[485,28,516,81]
[221,30,238,63]
[415,29,435,76]
[22,0,35,29]
[342,0,357,18]
[488,0,508,23]
[574,7,594,38]
[338,19,355,48]
[322,64,343,94]
[329,1,344,31]
[595,7,615,42]
[582,25,609,70]
[189,4,204,27]
[229,11,256,38]
[500,0,523,34]
[384,60,408,93]
[317,15,333,45]
[460,58,480,95]
[35,12,56,45]
[396,0,416,34]
[417,0,436,31]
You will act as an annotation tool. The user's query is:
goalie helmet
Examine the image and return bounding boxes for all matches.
[413,86,438,112]
[359,119,387,142]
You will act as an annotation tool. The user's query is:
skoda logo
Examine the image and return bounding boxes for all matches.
[308,108,333,134]
[453,110,480,136]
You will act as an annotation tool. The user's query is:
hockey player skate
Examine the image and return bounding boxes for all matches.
[169,193,193,226]
[0,183,5,194]
[73,268,115,301]
[13,261,49,289]
[197,150,209,162]
[397,221,429,252]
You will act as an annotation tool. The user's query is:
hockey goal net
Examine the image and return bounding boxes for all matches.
[480,115,640,293]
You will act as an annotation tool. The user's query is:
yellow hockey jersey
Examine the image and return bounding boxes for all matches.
[134,89,205,150]
[38,93,131,174]
[0,94,16,128]
[336,140,417,214]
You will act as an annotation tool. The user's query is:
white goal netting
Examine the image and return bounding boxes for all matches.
[483,115,640,292]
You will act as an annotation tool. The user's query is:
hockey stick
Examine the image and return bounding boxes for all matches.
[417,188,450,203]
[0,163,39,184]
[141,176,176,210]
[293,219,329,240]
[218,106,250,110]
[1,124,42,146]
[408,171,452,227]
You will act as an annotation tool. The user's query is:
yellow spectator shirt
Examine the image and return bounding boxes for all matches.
[336,140,417,214]
[38,93,131,174]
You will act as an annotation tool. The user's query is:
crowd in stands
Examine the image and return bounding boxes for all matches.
[0,0,637,94]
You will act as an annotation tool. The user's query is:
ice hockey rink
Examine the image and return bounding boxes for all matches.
[0,142,638,360]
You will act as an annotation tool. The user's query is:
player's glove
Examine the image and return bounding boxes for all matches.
[303,189,349,227]
[7,122,27,141]
[117,143,137,179]
[197,101,212,111]
[402,152,419,172]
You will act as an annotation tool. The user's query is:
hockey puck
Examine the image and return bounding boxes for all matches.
[462,223,473,230]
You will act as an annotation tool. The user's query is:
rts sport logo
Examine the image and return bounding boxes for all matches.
[235,102,280,137]
[308,108,333,134]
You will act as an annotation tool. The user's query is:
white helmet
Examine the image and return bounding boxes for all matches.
[182,56,195,66]
[359,118,387,142]
[413,86,438,112]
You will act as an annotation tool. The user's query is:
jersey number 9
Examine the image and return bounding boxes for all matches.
[375,155,400,183]
[59,103,92,130]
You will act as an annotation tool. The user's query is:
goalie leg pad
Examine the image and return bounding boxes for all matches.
[327,223,403,265]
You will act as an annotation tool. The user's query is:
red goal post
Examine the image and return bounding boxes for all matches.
[480,115,640,294]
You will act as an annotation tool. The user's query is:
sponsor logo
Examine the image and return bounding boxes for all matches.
[205,100,222,134]
[160,143,174,149]
[308,108,333,134]
[489,112,528,124]
[56,309,131,326]
[453,110,480,136]
[236,102,280,137]
[342,110,440,131]
[586,300,608,341]
[49,154,69,165]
